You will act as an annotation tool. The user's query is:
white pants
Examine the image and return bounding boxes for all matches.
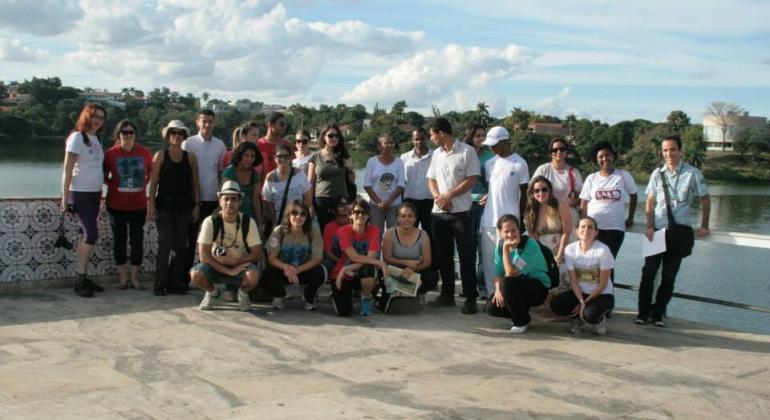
[480,227,499,297]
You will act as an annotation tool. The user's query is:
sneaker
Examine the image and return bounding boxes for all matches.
[83,278,104,292]
[304,301,316,311]
[198,288,220,310]
[461,298,478,315]
[569,318,584,334]
[237,288,250,311]
[272,297,284,310]
[634,317,648,325]
[509,324,529,334]
[653,319,666,328]
[593,316,607,335]
[360,296,373,316]
[427,294,456,308]
[73,280,94,298]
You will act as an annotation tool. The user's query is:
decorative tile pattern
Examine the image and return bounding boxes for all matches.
[0,198,160,284]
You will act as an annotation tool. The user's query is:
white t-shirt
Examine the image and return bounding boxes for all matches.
[400,148,433,200]
[182,134,226,202]
[426,140,480,213]
[580,169,638,231]
[198,213,261,261]
[261,170,311,221]
[564,240,614,295]
[65,132,104,192]
[533,163,583,204]
[292,153,314,175]
[480,153,530,227]
[363,156,406,206]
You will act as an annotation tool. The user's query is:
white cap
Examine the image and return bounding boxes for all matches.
[482,126,510,146]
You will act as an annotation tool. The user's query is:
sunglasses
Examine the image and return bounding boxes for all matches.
[533,188,550,194]
[326,133,339,139]
[169,130,186,136]
[551,147,567,154]
[295,139,309,144]
[275,154,291,160]
[290,209,308,217]
[120,130,135,136]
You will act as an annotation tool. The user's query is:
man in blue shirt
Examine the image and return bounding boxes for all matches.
[637,135,710,327]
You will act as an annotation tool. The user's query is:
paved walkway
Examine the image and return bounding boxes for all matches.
[1,285,769,419]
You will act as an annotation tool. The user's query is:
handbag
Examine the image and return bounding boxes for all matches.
[660,169,694,258]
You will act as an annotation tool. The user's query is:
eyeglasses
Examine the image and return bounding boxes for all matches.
[295,139,309,144]
[290,209,307,217]
[533,188,550,194]
[120,130,135,136]
[326,133,339,139]
[275,154,291,160]
[169,130,186,136]
[551,147,567,154]
[350,210,367,215]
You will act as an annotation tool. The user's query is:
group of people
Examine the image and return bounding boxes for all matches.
[61,103,711,334]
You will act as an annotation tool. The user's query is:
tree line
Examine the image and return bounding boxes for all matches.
[2,76,768,175]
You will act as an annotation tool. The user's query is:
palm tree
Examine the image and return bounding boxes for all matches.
[475,102,490,125]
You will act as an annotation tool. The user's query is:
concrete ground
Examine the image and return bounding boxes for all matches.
[1,282,769,420]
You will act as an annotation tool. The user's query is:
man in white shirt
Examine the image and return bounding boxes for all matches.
[425,118,481,314]
[182,109,227,288]
[478,126,530,298]
[400,127,434,239]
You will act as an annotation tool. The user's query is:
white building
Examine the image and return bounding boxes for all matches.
[703,112,767,151]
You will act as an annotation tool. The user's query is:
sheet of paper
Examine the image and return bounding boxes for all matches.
[642,228,667,257]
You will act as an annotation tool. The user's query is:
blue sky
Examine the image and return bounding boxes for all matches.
[0,0,768,124]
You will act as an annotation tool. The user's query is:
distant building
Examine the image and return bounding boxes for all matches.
[703,112,767,151]
[81,89,126,109]
[528,122,569,138]
[1,84,32,106]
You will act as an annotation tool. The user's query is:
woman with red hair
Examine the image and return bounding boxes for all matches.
[61,103,107,298]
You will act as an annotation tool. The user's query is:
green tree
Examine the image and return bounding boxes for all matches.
[629,124,669,173]
[391,100,407,122]
[666,110,690,135]
[682,125,707,167]
[704,101,744,151]
[733,127,770,160]
[475,102,490,126]
[510,130,551,165]
[0,81,7,99]
[507,107,531,131]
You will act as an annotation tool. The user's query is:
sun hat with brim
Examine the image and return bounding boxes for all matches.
[217,180,244,197]
[482,126,511,147]
[161,120,190,139]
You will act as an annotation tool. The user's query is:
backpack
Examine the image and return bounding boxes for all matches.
[211,209,254,251]
[532,237,560,290]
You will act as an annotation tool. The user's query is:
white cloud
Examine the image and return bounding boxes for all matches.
[535,86,572,116]
[48,0,424,93]
[0,38,47,62]
[0,0,82,36]
[341,44,535,108]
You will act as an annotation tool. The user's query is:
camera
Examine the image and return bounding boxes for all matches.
[54,234,74,250]
[213,246,227,257]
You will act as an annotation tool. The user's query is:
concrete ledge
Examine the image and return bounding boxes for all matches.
[0,287,768,419]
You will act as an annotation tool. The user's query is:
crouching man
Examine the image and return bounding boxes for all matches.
[190,180,262,311]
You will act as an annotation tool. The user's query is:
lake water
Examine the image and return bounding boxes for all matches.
[1,145,769,334]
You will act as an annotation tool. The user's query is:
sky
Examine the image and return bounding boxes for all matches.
[0,0,768,124]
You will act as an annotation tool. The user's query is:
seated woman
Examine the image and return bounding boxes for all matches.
[332,198,389,317]
[526,176,573,292]
[550,216,615,335]
[488,214,551,334]
[322,196,350,274]
[263,200,325,311]
[381,202,437,306]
